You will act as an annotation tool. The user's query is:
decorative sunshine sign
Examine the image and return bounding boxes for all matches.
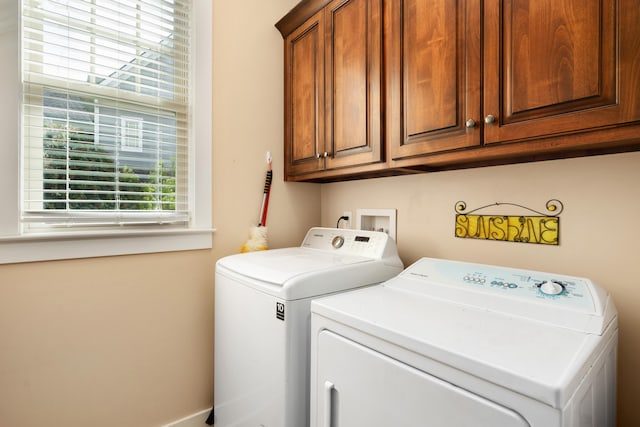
[455,200,563,245]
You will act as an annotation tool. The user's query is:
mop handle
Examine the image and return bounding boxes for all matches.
[258,153,273,227]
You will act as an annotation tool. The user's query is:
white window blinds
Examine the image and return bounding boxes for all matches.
[21,0,191,230]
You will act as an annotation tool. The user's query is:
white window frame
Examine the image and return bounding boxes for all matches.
[0,0,213,264]
[120,117,144,153]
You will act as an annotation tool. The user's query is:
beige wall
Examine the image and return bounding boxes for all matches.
[0,0,318,426]
[321,151,640,426]
[0,252,215,426]
[212,0,320,256]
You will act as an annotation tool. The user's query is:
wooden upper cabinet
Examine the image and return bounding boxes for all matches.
[278,0,640,180]
[283,10,325,177]
[279,0,384,180]
[483,0,640,144]
[386,0,482,161]
[325,0,383,170]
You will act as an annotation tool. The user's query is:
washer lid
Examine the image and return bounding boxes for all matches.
[216,227,404,300]
[218,247,371,285]
[311,258,618,408]
[216,247,403,300]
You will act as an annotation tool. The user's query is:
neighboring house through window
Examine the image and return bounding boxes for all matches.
[120,118,144,153]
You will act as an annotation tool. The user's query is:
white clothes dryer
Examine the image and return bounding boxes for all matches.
[211,227,403,427]
[310,257,618,427]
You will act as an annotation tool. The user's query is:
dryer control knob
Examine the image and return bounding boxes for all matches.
[539,280,565,296]
[332,235,345,249]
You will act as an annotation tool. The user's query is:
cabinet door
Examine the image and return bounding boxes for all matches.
[386,0,481,160]
[483,0,640,144]
[284,10,325,177]
[325,0,384,170]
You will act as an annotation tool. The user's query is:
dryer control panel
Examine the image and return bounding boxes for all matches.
[436,260,595,311]
[392,257,615,334]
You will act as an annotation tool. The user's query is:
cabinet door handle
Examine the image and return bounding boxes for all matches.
[484,114,496,125]
[465,119,476,128]
[323,381,334,427]
[323,151,329,158]
[316,153,321,159]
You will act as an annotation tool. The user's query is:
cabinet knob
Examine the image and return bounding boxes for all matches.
[323,152,329,158]
[465,119,476,128]
[484,115,496,125]
[316,153,321,159]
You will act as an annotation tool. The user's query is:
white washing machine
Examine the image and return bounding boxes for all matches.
[212,227,403,427]
[310,257,618,427]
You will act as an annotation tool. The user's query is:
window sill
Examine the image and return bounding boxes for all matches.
[0,228,215,264]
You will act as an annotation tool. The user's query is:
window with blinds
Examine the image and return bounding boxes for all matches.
[21,0,191,230]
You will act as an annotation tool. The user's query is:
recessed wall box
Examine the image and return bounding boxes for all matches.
[356,208,397,241]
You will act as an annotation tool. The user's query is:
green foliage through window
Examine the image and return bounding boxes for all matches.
[43,123,176,211]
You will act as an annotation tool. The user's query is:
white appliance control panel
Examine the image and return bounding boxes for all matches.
[392,257,615,334]
[301,227,396,260]
[436,260,595,311]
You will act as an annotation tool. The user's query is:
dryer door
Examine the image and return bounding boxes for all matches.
[313,330,531,427]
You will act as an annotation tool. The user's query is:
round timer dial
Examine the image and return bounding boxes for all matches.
[538,280,566,296]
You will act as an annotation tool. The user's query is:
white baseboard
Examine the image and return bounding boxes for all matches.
[162,408,212,427]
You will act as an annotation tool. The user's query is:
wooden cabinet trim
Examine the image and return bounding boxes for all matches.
[390,123,640,170]
[276,0,334,37]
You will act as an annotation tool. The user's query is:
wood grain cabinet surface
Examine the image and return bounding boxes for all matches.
[277,0,640,181]
[385,0,482,161]
[483,0,639,144]
[277,0,386,181]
